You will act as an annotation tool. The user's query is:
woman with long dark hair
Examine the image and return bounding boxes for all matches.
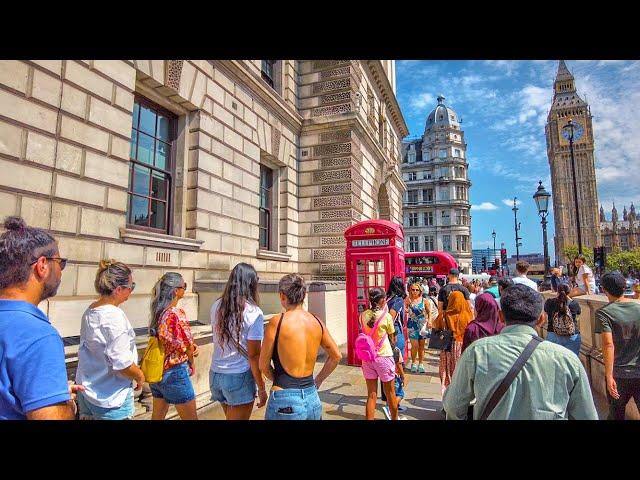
[259,274,341,420]
[544,283,582,356]
[209,263,267,420]
[149,272,198,420]
[386,276,407,356]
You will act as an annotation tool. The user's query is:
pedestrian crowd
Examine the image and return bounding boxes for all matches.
[1,216,639,420]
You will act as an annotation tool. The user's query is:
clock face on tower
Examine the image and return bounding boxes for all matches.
[561,120,584,141]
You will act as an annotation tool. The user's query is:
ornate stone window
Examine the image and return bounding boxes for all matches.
[127,97,176,233]
[408,213,418,227]
[456,235,469,252]
[259,165,274,250]
[407,190,419,204]
[423,211,434,226]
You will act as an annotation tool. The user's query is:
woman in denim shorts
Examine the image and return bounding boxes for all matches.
[259,274,341,420]
[75,260,144,420]
[209,263,267,420]
[149,272,199,420]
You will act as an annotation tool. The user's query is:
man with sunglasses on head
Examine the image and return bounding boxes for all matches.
[0,216,81,420]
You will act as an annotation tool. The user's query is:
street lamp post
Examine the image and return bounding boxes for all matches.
[492,229,496,272]
[512,197,522,261]
[533,180,552,285]
[563,118,583,254]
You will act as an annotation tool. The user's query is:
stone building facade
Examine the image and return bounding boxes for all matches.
[545,60,600,265]
[0,60,407,338]
[400,95,472,273]
[600,203,639,253]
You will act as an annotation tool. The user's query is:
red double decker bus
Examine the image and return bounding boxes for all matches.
[405,251,458,285]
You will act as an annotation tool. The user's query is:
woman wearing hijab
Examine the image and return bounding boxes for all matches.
[461,293,503,353]
[434,290,473,394]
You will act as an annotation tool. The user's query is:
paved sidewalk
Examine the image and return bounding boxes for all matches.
[198,349,444,420]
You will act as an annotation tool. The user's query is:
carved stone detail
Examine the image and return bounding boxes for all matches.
[320,130,351,143]
[312,221,352,234]
[320,209,352,220]
[312,103,352,117]
[271,128,281,158]
[165,60,184,90]
[313,142,351,157]
[320,263,346,273]
[312,249,344,261]
[320,156,353,169]
[312,60,349,70]
[313,195,352,209]
[321,236,347,247]
[320,183,352,195]
[312,78,351,95]
[320,91,352,105]
[320,66,351,79]
[313,168,352,183]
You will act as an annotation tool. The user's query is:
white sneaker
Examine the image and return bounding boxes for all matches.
[382,405,391,420]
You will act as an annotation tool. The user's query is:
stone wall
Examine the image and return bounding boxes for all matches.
[542,293,640,419]
[0,60,404,337]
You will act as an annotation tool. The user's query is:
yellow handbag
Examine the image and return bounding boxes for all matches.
[140,336,165,384]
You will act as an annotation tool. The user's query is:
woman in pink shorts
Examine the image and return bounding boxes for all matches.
[359,287,398,420]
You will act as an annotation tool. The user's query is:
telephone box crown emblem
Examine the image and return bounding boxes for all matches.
[364,227,375,235]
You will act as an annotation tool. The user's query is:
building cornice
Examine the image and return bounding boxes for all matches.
[365,61,409,138]
[212,60,303,134]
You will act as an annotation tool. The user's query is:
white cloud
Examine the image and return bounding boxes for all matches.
[409,92,436,111]
[471,202,499,211]
[502,199,521,207]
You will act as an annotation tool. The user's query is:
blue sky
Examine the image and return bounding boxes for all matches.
[395,60,640,260]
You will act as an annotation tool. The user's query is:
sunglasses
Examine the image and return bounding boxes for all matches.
[178,283,188,290]
[31,257,68,271]
[122,282,136,292]
[410,288,421,291]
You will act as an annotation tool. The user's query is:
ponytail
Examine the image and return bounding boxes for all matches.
[557,283,570,315]
[367,287,386,327]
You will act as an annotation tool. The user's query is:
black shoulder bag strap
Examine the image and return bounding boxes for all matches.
[479,335,543,420]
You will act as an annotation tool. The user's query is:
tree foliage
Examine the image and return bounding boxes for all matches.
[563,245,594,268]
[606,248,640,274]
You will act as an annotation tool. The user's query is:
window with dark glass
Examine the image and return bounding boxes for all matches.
[408,236,419,252]
[261,60,276,88]
[127,98,176,233]
[259,165,273,250]
[407,190,418,204]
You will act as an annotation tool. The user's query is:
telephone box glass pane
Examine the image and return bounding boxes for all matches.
[377,274,385,287]
[357,260,365,272]
[368,274,376,287]
[357,275,364,286]
[376,260,384,272]
[357,288,365,300]
[367,260,376,272]
[358,304,365,314]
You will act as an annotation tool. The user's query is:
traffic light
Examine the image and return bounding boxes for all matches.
[500,248,507,266]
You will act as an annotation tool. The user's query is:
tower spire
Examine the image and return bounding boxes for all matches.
[554,60,576,95]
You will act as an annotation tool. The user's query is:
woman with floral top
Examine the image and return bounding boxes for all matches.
[149,272,199,420]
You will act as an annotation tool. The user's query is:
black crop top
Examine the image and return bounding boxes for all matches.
[272,311,324,389]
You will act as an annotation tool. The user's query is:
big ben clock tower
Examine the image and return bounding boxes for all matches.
[545,60,600,265]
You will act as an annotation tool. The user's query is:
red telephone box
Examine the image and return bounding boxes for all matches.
[344,220,405,366]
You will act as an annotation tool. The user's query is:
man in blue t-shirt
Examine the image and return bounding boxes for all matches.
[0,216,81,420]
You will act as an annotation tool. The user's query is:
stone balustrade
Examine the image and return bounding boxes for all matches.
[541,292,640,420]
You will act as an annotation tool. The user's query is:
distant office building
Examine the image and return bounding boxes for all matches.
[472,248,500,273]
